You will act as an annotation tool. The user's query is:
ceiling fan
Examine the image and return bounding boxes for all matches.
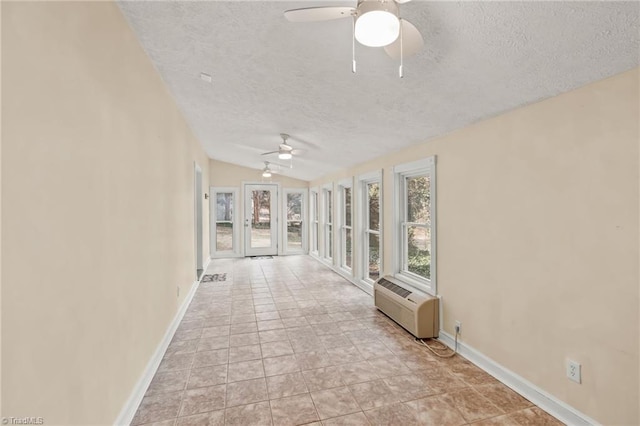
[284,0,423,77]
[261,133,299,160]
[261,161,274,178]
[261,161,289,178]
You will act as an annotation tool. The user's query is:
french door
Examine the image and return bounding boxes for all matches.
[244,184,278,256]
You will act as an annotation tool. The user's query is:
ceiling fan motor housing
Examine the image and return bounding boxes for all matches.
[357,0,399,16]
[355,0,400,47]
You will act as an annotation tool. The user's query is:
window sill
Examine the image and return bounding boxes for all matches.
[394,272,435,296]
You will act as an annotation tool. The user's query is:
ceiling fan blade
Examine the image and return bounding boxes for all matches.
[384,19,423,59]
[261,150,278,156]
[284,7,355,22]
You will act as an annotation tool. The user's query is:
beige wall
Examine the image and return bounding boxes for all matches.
[2,2,210,424]
[311,68,639,425]
[1,1,637,423]
[209,159,309,188]
[0,1,4,417]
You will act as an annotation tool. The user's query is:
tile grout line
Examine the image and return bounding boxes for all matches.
[135,257,562,426]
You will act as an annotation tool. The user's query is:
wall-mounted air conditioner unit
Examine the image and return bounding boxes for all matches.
[374,276,439,339]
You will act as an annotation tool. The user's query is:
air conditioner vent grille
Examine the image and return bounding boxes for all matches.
[378,278,412,299]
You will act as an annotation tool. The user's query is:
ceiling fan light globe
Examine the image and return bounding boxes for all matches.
[355,10,399,47]
[262,170,272,178]
[278,152,293,160]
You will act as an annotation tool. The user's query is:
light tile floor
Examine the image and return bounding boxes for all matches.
[132,256,564,426]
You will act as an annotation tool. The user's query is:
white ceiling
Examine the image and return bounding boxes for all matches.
[118,1,639,181]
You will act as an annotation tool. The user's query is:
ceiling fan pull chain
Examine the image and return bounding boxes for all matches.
[352,15,357,73]
[399,19,404,78]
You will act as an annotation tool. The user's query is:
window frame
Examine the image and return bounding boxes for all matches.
[338,178,353,274]
[357,170,382,288]
[210,186,241,258]
[393,157,437,295]
[322,183,333,263]
[309,187,320,257]
[282,188,307,255]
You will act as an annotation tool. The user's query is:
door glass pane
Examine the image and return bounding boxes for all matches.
[216,192,233,251]
[327,225,333,258]
[287,193,302,221]
[407,226,431,279]
[368,183,379,231]
[368,232,380,281]
[345,187,351,226]
[407,176,430,223]
[251,190,271,248]
[287,193,302,250]
[288,222,302,250]
[345,228,352,268]
[327,190,332,223]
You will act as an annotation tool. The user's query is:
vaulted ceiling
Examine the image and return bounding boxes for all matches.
[118,1,639,181]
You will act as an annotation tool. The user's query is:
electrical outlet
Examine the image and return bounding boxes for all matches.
[455,321,462,334]
[566,359,581,384]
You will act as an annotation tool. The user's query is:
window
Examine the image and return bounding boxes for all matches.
[358,171,381,284]
[365,182,380,281]
[310,189,319,255]
[338,180,353,272]
[211,187,239,257]
[323,186,333,260]
[284,189,305,254]
[216,192,234,251]
[394,157,436,294]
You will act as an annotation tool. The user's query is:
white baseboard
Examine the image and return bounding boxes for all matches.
[438,331,599,426]
[309,255,373,296]
[336,267,374,296]
[351,277,373,296]
[211,253,243,259]
[114,276,203,426]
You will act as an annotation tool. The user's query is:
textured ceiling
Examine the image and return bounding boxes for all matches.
[118,1,639,181]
